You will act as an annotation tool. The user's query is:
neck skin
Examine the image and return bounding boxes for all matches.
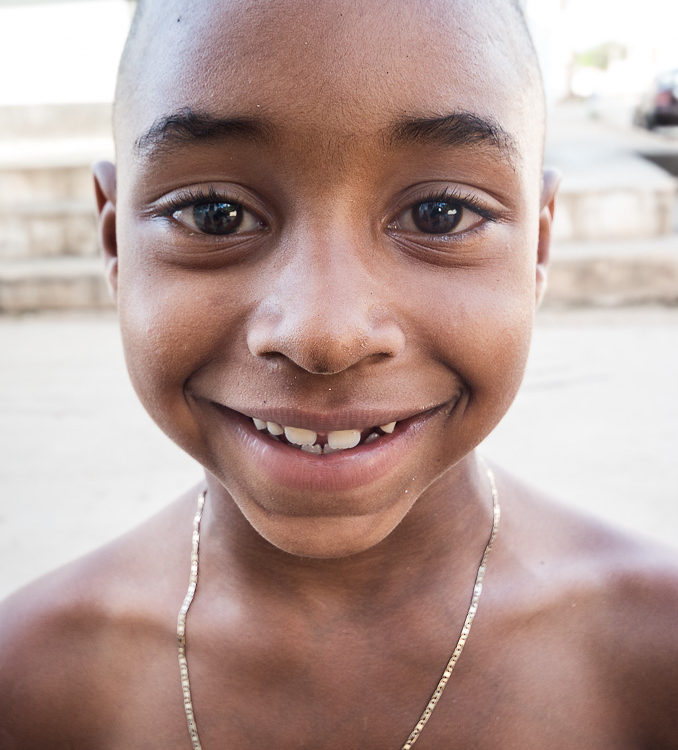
[198,452,494,614]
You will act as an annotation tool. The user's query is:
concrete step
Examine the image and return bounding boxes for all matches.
[0,257,111,313]
[0,201,98,259]
[545,102,678,242]
[546,235,678,307]
[547,147,677,242]
[0,141,109,259]
[0,148,107,201]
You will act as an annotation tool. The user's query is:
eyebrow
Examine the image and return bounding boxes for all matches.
[134,107,518,165]
[386,111,518,165]
[134,108,273,158]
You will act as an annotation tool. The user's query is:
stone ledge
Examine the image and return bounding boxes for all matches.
[0,257,112,313]
[0,162,99,203]
[546,238,678,307]
[549,151,678,242]
[0,210,98,260]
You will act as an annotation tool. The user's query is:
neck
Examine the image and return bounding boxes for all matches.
[198,453,495,611]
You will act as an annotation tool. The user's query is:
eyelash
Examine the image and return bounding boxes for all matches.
[155,186,243,217]
[408,187,498,223]
[154,185,499,234]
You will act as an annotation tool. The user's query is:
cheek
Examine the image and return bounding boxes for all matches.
[116,258,243,449]
[420,243,536,420]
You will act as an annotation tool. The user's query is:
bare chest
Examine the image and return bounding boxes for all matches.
[96,633,637,750]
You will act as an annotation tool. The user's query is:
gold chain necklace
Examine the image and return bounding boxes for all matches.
[177,462,500,749]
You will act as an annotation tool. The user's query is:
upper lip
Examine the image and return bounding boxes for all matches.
[213,403,445,433]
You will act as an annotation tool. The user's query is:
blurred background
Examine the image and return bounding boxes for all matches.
[1,0,677,597]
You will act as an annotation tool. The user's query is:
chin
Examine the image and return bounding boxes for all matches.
[242,505,407,559]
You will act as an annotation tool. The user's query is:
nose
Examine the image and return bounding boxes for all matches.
[246,232,405,375]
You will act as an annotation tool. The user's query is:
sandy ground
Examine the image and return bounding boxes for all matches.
[1,307,677,598]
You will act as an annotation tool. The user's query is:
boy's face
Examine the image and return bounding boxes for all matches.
[100,0,554,557]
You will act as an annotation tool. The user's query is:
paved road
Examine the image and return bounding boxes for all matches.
[1,307,677,598]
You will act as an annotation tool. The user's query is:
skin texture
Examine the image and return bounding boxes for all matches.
[109,0,548,560]
[1,1,678,748]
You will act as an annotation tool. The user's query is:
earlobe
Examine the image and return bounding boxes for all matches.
[92,161,119,302]
[535,167,561,308]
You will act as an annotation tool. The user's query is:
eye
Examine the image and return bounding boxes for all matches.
[390,192,494,237]
[171,198,264,235]
[411,200,463,234]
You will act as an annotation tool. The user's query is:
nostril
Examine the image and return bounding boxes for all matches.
[247,301,405,375]
[301,351,353,376]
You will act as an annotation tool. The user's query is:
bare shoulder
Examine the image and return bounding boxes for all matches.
[0,488,199,750]
[585,520,678,748]
[497,467,678,747]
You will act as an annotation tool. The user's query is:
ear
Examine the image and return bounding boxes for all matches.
[536,167,561,308]
[93,161,119,303]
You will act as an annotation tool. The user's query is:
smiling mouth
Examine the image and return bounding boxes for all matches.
[250,416,398,454]
[205,401,451,493]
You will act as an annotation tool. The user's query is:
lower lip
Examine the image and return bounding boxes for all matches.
[215,406,439,493]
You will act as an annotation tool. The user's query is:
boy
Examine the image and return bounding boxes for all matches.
[2,0,677,747]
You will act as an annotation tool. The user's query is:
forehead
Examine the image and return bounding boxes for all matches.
[117,0,541,172]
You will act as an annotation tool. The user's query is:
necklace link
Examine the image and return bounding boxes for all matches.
[178,461,500,750]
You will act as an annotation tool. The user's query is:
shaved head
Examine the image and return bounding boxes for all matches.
[115,0,544,153]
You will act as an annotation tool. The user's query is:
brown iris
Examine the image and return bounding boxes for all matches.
[192,202,243,235]
[412,200,462,234]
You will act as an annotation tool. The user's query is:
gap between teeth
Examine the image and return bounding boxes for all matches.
[252,418,397,452]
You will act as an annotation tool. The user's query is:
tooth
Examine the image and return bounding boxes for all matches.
[266,421,284,436]
[301,443,322,454]
[364,431,380,444]
[253,417,267,430]
[380,421,396,434]
[327,429,361,450]
[323,444,340,454]
[284,426,318,446]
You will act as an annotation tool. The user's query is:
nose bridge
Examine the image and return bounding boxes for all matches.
[247,217,404,375]
[293,224,368,327]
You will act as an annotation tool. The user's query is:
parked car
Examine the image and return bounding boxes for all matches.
[634,69,678,129]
